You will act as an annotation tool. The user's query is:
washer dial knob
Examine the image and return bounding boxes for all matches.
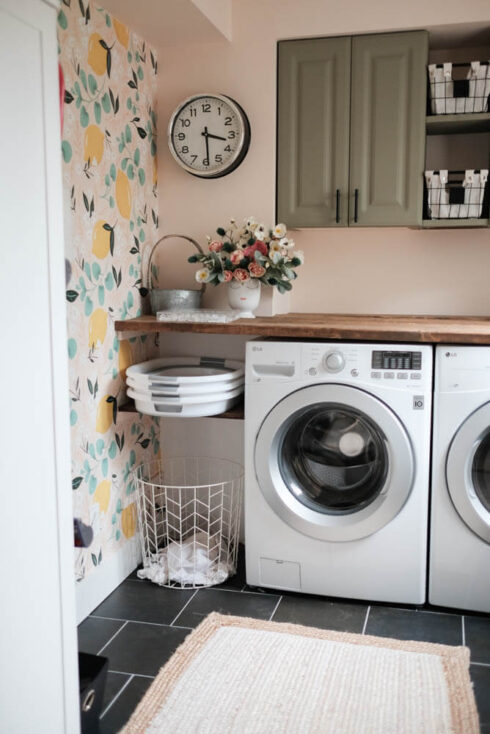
[324,350,345,373]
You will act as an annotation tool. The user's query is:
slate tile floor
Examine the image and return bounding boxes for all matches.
[79,552,490,734]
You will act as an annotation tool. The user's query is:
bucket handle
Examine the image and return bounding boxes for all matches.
[146,234,206,292]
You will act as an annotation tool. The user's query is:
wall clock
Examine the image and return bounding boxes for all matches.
[167,93,251,178]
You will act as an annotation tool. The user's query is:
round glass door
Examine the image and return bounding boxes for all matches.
[447,402,490,543]
[279,404,389,515]
[255,384,414,542]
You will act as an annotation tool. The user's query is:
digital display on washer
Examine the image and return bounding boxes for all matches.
[371,351,422,371]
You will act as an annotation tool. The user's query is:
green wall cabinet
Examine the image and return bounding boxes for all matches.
[277,31,428,228]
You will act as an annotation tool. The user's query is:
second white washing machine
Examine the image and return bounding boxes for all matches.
[245,340,433,604]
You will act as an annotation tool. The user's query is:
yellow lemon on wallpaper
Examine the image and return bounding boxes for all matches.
[84,125,104,165]
[88,33,107,75]
[121,503,137,539]
[92,220,111,259]
[118,340,132,380]
[96,395,113,434]
[93,479,111,514]
[116,170,131,219]
[113,19,129,49]
[88,308,107,348]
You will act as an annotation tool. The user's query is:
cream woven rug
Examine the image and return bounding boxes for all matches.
[120,612,479,734]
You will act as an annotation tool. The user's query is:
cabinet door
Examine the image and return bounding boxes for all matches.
[277,36,351,227]
[349,31,428,226]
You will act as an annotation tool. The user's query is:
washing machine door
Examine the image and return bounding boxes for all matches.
[446,401,490,543]
[254,384,414,542]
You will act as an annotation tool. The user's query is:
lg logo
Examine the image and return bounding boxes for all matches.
[445,351,457,358]
[413,396,424,410]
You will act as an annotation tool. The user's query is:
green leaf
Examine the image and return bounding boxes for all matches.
[70,409,77,426]
[79,69,88,91]
[150,140,157,157]
[102,458,108,477]
[104,174,110,186]
[108,441,117,459]
[84,296,93,316]
[137,65,144,80]
[101,92,111,113]
[138,168,145,185]
[125,124,132,144]
[94,101,101,124]
[68,338,77,358]
[89,475,97,494]
[92,262,101,280]
[134,148,140,166]
[57,10,68,29]
[61,140,72,163]
[88,74,97,95]
[91,553,98,567]
[127,163,134,180]
[98,285,105,305]
[105,13,111,27]
[127,291,134,309]
[72,476,83,490]
[105,272,114,290]
[80,105,89,128]
[66,289,79,303]
[109,196,115,208]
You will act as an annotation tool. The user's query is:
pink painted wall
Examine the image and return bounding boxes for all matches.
[156,0,490,315]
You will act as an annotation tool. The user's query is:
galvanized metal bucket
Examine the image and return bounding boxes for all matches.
[146,234,205,314]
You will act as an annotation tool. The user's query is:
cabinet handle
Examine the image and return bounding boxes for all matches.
[354,188,359,223]
[336,189,340,223]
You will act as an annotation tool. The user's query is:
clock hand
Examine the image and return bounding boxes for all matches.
[206,132,227,142]
[202,126,209,162]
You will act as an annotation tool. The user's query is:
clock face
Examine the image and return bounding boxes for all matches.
[167,94,250,178]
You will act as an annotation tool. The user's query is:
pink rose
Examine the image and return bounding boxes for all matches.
[209,240,223,252]
[248,262,265,278]
[223,270,233,282]
[230,250,244,265]
[243,240,268,258]
[233,268,250,282]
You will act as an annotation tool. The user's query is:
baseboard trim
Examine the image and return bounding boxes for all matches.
[75,538,141,623]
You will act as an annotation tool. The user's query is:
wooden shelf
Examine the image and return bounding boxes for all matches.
[119,398,244,420]
[423,218,489,229]
[115,313,490,345]
[426,112,490,135]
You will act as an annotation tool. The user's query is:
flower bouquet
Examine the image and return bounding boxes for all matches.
[188,217,304,295]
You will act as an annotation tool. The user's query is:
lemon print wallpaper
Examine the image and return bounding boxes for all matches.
[58,1,160,585]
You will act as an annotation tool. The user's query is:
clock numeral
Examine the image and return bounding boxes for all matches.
[189,107,197,117]
[191,155,198,163]
[228,131,236,139]
[177,133,185,141]
[224,116,232,126]
[217,107,221,115]
[201,103,211,113]
[203,158,209,166]
[180,119,190,127]
[224,145,232,152]
[181,146,189,154]
[215,154,222,163]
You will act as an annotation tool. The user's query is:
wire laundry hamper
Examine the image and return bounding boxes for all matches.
[134,457,243,588]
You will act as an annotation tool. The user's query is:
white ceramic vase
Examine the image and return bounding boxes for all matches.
[227,279,261,318]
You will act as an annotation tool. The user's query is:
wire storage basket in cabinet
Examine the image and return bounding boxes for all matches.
[134,457,243,588]
[428,61,490,115]
[424,170,489,220]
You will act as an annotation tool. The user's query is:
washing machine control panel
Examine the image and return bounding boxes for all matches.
[323,350,345,373]
[372,350,422,371]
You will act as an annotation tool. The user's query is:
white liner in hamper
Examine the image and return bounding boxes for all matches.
[126,356,245,387]
[126,374,244,397]
[127,385,244,417]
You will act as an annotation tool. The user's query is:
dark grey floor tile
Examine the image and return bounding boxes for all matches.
[216,544,246,591]
[102,671,131,712]
[92,580,195,625]
[99,675,153,734]
[174,588,280,628]
[465,616,490,664]
[272,594,368,633]
[102,621,189,677]
[365,606,463,646]
[470,664,490,731]
[78,617,125,655]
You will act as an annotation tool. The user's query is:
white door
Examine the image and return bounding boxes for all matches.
[255,384,414,541]
[446,401,490,543]
[0,0,80,731]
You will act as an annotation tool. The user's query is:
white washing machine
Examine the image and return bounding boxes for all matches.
[245,341,433,604]
[429,345,490,613]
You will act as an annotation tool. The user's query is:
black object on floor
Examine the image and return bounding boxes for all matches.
[79,652,109,734]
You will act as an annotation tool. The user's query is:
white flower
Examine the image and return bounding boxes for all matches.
[195,268,211,283]
[245,216,257,229]
[273,223,287,238]
[254,224,266,240]
[293,250,305,264]
[270,250,282,264]
[269,241,282,254]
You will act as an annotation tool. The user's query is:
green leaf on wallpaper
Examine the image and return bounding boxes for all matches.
[80,69,88,92]
[127,51,132,63]
[88,74,97,95]
[98,549,102,564]
[74,81,81,98]
[87,378,93,395]
[125,124,132,144]
[127,97,132,110]
[91,553,98,567]
[139,228,145,243]
[110,163,116,181]
[101,92,111,113]
[108,441,117,459]
[134,148,140,166]
[151,140,157,157]
[68,338,77,358]
[84,260,91,277]
[121,157,128,171]
[105,13,111,27]
[80,106,89,128]
[109,197,114,209]
[116,530,121,541]
[102,458,109,477]
[127,164,134,180]
[104,174,110,187]
[89,475,97,495]
[137,65,144,81]
[98,285,104,305]
[129,264,134,277]
[88,443,96,459]
[108,349,113,360]
[113,335,119,351]
[70,409,77,426]
[140,439,150,450]
[116,499,122,514]
[57,10,68,29]
[85,296,93,316]
[72,477,83,490]
[112,513,116,525]
[129,220,134,231]
[61,141,72,163]
[129,450,136,467]
[66,290,79,303]
[92,262,101,280]
[138,168,146,186]
[96,439,104,455]
[76,97,82,110]
[111,368,118,379]
[94,101,101,124]
[105,272,114,291]
[127,291,134,309]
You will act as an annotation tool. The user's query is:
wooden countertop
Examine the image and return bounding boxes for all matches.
[115,313,490,344]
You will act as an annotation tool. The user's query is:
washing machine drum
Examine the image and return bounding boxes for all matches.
[255,384,414,542]
[446,401,490,543]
